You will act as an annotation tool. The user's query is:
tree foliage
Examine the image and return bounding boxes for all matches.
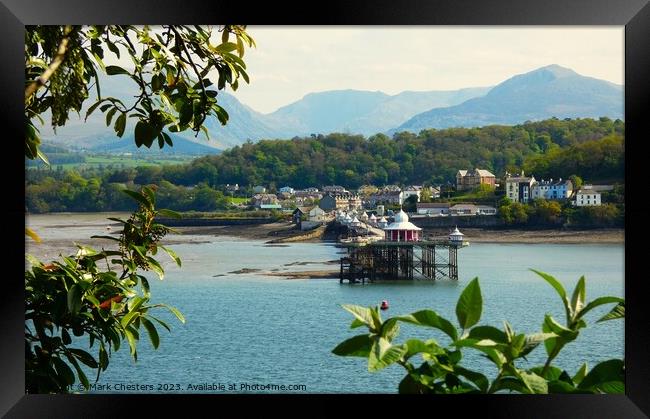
[25,25,255,162]
[333,271,624,394]
[25,187,184,393]
[181,118,623,189]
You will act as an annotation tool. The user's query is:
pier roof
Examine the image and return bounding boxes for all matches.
[384,210,422,231]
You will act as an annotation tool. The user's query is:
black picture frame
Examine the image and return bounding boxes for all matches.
[2,0,648,417]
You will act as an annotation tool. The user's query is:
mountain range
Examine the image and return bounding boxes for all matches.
[40,64,623,154]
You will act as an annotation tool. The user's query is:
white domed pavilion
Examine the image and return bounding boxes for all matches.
[449,226,464,244]
[384,210,422,242]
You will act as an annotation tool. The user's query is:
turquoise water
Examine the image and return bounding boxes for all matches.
[79,238,624,394]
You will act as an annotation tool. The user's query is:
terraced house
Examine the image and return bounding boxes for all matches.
[531,178,573,200]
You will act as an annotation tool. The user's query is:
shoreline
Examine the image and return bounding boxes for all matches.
[170,223,623,245]
[25,218,623,264]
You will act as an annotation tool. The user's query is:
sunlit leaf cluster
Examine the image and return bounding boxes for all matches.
[333,271,624,394]
[25,187,184,393]
[25,25,255,161]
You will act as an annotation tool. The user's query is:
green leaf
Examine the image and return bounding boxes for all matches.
[380,318,400,342]
[114,113,127,137]
[332,334,372,357]
[165,305,185,324]
[145,256,165,280]
[454,366,489,393]
[141,317,160,349]
[67,284,82,314]
[68,348,98,368]
[106,327,121,352]
[85,294,101,308]
[573,363,588,385]
[122,189,150,207]
[543,314,578,340]
[85,99,107,120]
[468,325,508,343]
[134,121,158,148]
[120,310,140,328]
[341,305,376,331]
[65,352,89,391]
[140,275,151,297]
[531,269,571,322]
[401,339,444,361]
[179,102,193,126]
[570,276,586,317]
[530,365,565,381]
[99,344,109,371]
[518,371,548,394]
[454,338,506,367]
[578,359,624,392]
[597,302,625,322]
[395,310,458,341]
[215,42,238,53]
[456,277,482,329]
[162,131,174,147]
[158,208,181,219]
[127,295,146,312]
[574,296,624,321]
[599,381,625,394]
[148,315,171,333]
[61,328,72,345]
[89,235,120,242]
[124,326,139,359]
[520,333,557,357]
[368,337,407,372]
[52,357,76,386]
[105,106,117,126]
[350,318,365,329]
[105,65,130,76]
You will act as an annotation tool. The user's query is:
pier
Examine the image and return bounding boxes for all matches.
[339,238,468,283]
[337,209,469,283]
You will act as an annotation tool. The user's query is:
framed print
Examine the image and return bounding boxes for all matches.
[3,0,648,416]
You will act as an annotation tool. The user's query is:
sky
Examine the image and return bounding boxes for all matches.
[226,26,624,114]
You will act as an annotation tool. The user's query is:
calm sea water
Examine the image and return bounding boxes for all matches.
[26,215,625,394]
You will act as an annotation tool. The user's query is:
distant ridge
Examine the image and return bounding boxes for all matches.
[392,65,623,133]
[39,64,622,152]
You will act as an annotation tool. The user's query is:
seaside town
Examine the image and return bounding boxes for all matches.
[228,168,614,234]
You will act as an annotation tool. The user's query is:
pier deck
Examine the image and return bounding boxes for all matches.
[339,240,468,283]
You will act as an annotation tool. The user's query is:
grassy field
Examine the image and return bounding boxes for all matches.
[229,197,249,204]
[27,154,195,170]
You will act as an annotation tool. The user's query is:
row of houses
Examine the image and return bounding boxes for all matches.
[415,202,497,216]
[505,171,609,206]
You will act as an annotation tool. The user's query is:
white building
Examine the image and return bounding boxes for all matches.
[416,203,450,216]
[531,178,573,200]
[309,206,327,222]
[505,171,536,203]
[279,186,295,194]
[402,186,422,203]
[252,185,266,194]
[575,190,602,206]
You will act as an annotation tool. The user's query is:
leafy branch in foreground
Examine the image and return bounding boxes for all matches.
[25,186,184,393]
[333,271,624,394]
[25,25,255,162]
